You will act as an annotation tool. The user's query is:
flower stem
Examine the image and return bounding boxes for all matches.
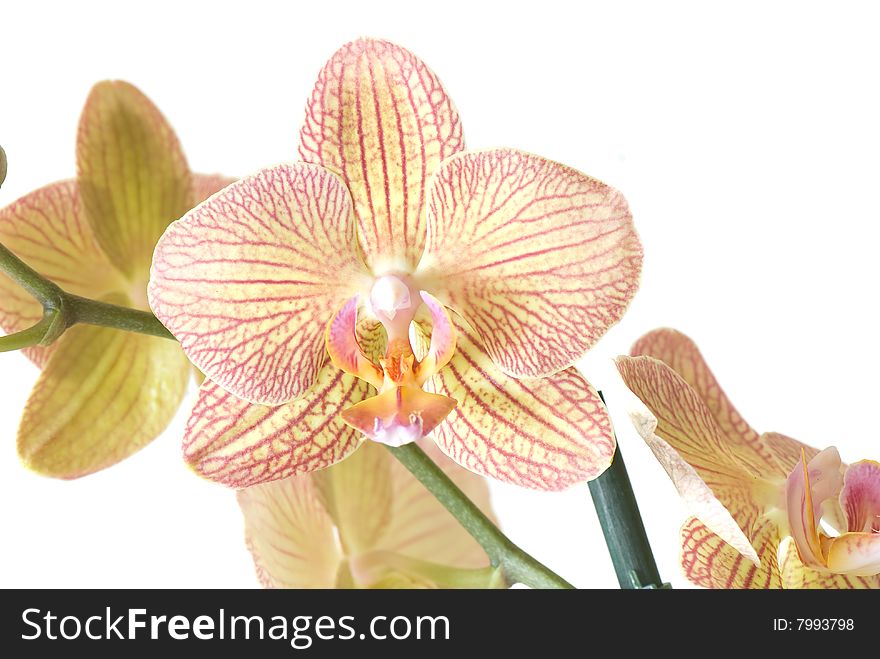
[0,240,173,347]
[385,443,575,589]
[588,392,669,589]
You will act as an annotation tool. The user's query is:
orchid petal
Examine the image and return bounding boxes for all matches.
[381,440,494,568]
[785,447,843,569]
[326,296,384,388]
[824,533,880,576]
[429,318,615,490]
[761,431,821,479]
[77,81,192,279]
[418,149,641,379]
[616,355,760,563]
[17,323,189,478]
[299,37,464,272]
[0,181,124,366]
[412,291,456,384]
[779,538,880,588]
[183,365,372,488]
[341,386,457,448]
[312,442,392,555]
[631,329,778,477]
[839,460,880,533]
[237,475,340,588]
[680,516,782,588]
[149,163,370,405]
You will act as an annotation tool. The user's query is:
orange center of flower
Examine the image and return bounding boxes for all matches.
[325,275,458,448]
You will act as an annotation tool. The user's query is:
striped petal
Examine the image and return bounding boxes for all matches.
[779,538,880,588]
[17,324,189,478]
[616,355,761,563]
[237,475,340,588]
[380,440,494,568]
[312,442,392,555]
[631,329,776,476]
[299,37,464,273]
[0,181,124,366]
[149,163,370,405]
[77,81,192,279]
[428,318,615,490]
[825,533,880,576]
[183,364,372,488]
[680,516,782,589]
[418,149,642,379]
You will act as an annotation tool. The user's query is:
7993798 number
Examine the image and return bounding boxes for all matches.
[797,619,854,631]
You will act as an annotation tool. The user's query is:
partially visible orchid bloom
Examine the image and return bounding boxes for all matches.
[149,38,642,491]
[0,81,232,478]
[238,440,500,588]
[616,328,880,588]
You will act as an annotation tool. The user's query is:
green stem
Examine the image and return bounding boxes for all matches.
[386,443,574,589]
[0,240,174,346]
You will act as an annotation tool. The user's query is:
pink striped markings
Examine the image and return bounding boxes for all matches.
[151,38,642,490]
[617,328,880,588]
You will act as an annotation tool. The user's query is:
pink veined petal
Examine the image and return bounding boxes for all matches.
[785,447,844,569]
[418,149,642,379]
[680,516,782,589]
[149,163,370,405]
[839,460,880,533]
[428,317,615,490]
[183,366,372,488]
[630,329,778,477]
[616,355,762,563]
[299,37,464,273]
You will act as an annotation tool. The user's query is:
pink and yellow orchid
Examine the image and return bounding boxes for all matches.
[149,37,642,491]
[0,81,231,478]
[616,328,880,588]
[238,440,500,588]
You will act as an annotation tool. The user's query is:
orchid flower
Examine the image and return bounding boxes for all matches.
[238,440,500,588]
[149,38,642,491]
[0,81,231,478]
[616,328,880,588]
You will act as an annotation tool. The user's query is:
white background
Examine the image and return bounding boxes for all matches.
[1,0,878,589]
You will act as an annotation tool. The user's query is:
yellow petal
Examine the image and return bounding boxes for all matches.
[680,516,782,588]
[429,318,615,490]
[380,440,495,568]
[631,329,780,477]
[17,324,189,478]
[0,181,124,366]
[779,537,880,588]
[313,442,392,555]
[299,38,464,272]
[77,81,192,279]
[149,163,370,405]
[617,355,761,563]
[824,533,880,576]
[183,364,372,488]
[237,475,340,588]
[418,149,642,379]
